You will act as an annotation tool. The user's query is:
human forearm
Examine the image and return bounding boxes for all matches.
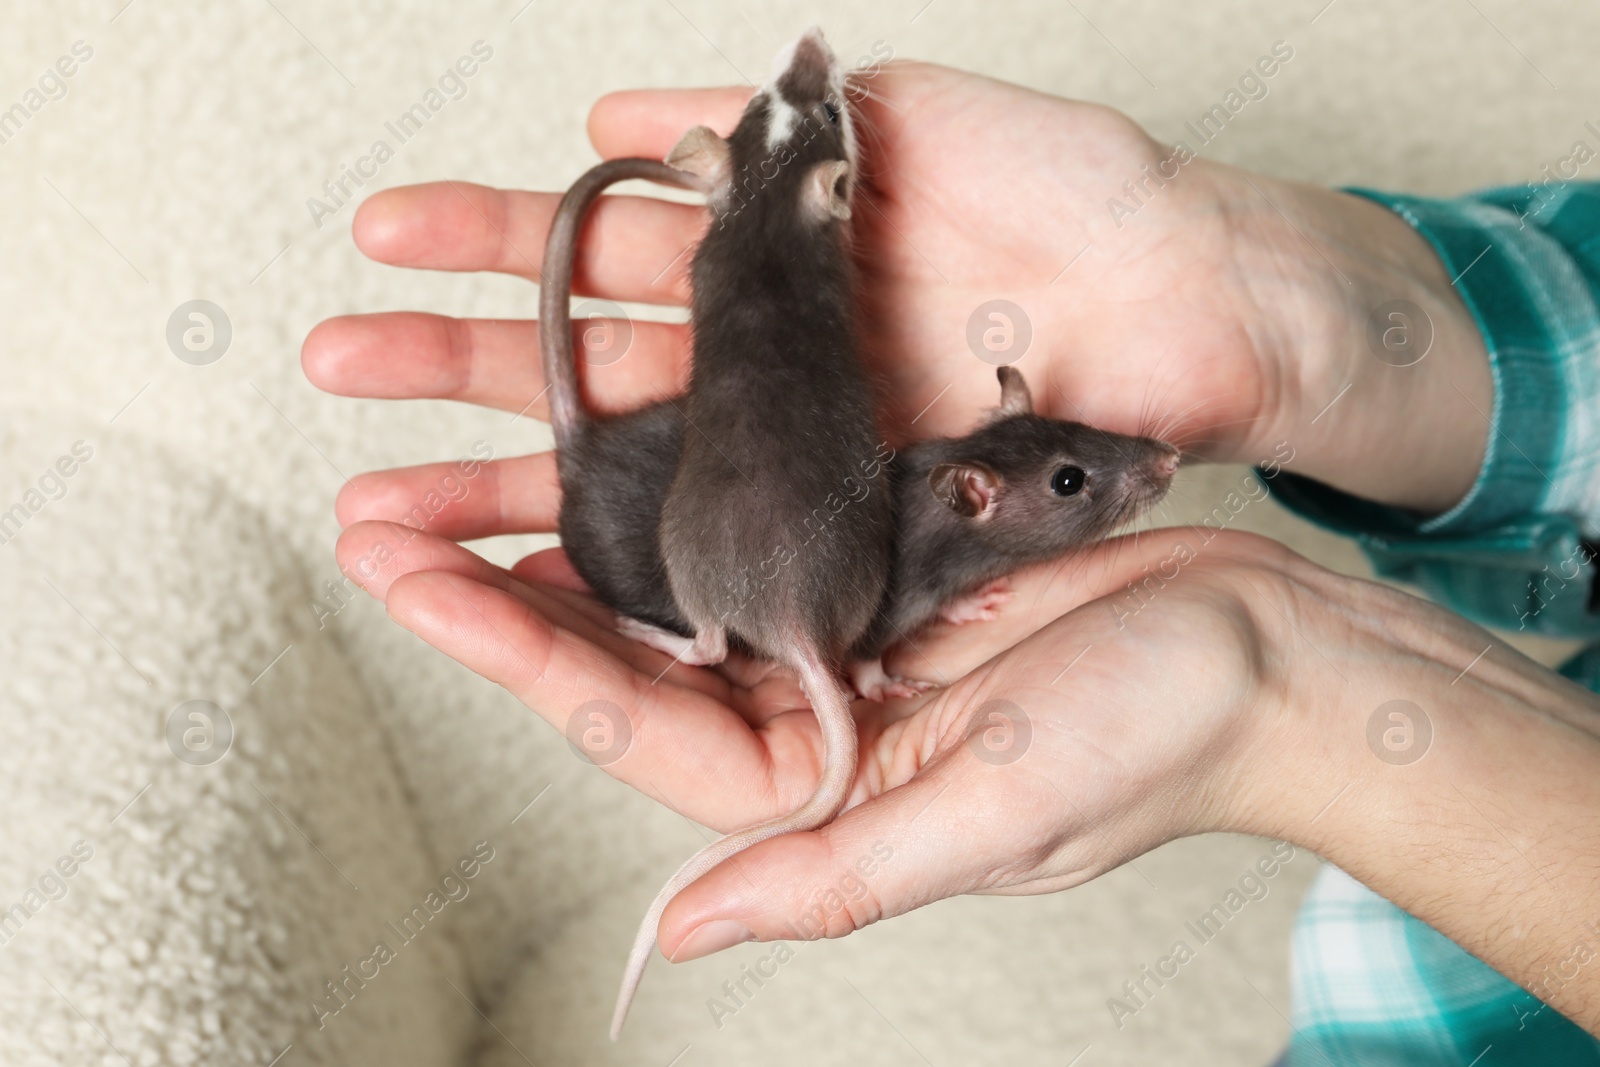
[1205,164,1493,515]
[1234,573,1600,1030]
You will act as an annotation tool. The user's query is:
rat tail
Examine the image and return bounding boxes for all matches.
[539,158,706,452]
[610,645,857,1040]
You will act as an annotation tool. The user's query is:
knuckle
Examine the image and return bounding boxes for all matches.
[780,843,888,941]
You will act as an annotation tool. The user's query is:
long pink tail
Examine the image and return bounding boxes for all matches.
[609,652,857,1040]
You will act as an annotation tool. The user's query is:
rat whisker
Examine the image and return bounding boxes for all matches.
[1144,394,1224,444]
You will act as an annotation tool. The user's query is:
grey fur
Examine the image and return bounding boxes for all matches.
[536,167,1177,670]
[535,35,1177,1039]
[852,367,1178,659]
[657,38,890,664]
[538,158,705,636]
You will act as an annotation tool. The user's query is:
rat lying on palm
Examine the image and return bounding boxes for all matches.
[535,28,1176,1037]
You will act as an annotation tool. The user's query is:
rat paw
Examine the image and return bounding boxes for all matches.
[849,658,938,701]
[849,658,893,701]
[880,677,937,699]
[938,578,1014,625]
[616,616,695,657]
[615,617,727,666]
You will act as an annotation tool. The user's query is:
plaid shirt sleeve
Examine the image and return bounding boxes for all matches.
[1260,181,1600,641]
[1280,867,1600,1066]
[1267,183,1600,1065]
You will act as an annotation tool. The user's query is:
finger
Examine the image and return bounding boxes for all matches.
[883,527,1260,681]
[303,311,690,417]
[336,519,515,601]
[505,546,815,713]
[509,544,591,594]
[658,753,1020,960]
[336,517,787,716]
[384,569,833,828]
[504,546,815,716]
[338,519,647,646]
[587,87,755,160]
[352,181,706,303]
[339,520,758,718]
[334,452,558,538]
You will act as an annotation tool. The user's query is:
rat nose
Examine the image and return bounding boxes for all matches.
[790,26,834,70]
[1151,448,1180,478]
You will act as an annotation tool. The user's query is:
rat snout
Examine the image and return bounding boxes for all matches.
[792,26,837,72]
[762,27,853,169]
[764,27,844,115]
[769,26,838,87]
[1130,443,1180,502]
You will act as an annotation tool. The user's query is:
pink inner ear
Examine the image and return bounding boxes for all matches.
[962,469,998,517]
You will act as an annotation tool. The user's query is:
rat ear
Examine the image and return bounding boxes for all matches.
[929,462,1002,519]
[805,159,852,222]
[995,366,1033,418]
[665,125,731,185]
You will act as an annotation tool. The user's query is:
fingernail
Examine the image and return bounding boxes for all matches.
[671,920,755,962]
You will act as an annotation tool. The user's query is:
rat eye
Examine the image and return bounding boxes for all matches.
[1051,466,1086,497]
[822,100,840,125]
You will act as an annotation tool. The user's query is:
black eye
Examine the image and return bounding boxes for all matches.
[1051,466,1086,497]
[822,100,839,125]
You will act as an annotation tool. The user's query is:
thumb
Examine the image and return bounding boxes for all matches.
[885,526,1278,681]
[658,756,1000,961]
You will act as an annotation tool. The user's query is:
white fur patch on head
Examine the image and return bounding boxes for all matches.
[760,28,854,174]
[763,28,830,141]
[765,92,798,150]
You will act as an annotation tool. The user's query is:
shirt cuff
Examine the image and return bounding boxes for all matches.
[1258,184,1600,635]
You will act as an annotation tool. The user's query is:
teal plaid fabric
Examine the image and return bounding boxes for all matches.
[1265,182,1600,639]
[1282,868,1600,1066]
[1260,182,1600,1064]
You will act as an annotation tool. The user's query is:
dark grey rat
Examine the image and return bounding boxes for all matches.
[618,28,888,1039]
[653,28,885,672]
[538,156,705,639]
[848,366,1178,695]
[533,31,1178,1037]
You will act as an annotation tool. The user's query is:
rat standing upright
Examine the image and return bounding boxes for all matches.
[611,28,890,1038]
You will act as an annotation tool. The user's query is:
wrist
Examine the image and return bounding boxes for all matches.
[1214,167,1493,515]
[1229,568,1600,1026]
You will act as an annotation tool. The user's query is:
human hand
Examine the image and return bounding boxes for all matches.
[634,526,1600,1035]
[337,505,1600,1031]
[329,518,1304,960]
[304,48,1598,1031]
[304,59,1492,542]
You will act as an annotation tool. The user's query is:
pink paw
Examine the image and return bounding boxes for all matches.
[880,677,937,700]
[849,658,938,701]
[939,578,1013,625]
[614,617,727,666]
[616,616,695,658]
